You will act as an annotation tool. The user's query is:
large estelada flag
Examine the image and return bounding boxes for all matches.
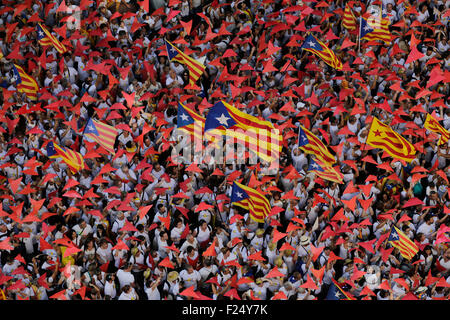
[165,39,205,85]
[37,23,67,54]
[300,34,343,70]
[366,117,416,162]
[46,141,86,174]
[12,64,38,101]
[83,118,119,155]
[326,279,356,300]
[177,101,205,143]
[230,181,271,223]
[308,158,343,184]
[388,226,419,260]
[204,100,282,163]
[359,13,392,44]
[424,113,450,146]
[298,125,335,165]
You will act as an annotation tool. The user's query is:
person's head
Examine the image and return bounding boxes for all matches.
[160,231,168,241]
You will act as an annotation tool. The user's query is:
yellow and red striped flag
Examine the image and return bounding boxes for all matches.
[343,3,357,31]
[37,23,67,54]
[231,181,271,223]
[46,141,85,174]
[12,64,38,101]
[204,101,282,163]
[308,159,343,184]
[388,226,419,260]
[424,113,450,146]
[165,39,205,85]
[366,117,416,162]
[298,125,336,165]
[360,13,392,44]
[177,101,205,142]
[300,34,343,70]
[83,118,119,155]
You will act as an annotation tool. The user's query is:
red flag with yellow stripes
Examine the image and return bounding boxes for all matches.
[424,113,450,146]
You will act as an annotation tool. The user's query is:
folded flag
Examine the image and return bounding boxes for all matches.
[365,117,416,162]
[83,118,119,155]
[359,13,392,44]
[300,34,343,70]
[46,141,86,174]
[388,226,419,260]
[37,23,67,54]
[308,158,343,184]
[12,64,38,101]
[343,3,357,31]
[326,279,356,300]
[177,101,205,143]
[231,181,271,223]
[424,113,450,146]
[298,125,335,165]
[205,100,282,163]
[165,39,205,85]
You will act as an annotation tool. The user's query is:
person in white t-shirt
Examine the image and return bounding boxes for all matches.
[179,264,201,290]
[116,263,135,290]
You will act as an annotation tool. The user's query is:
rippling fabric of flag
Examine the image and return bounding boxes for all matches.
[298,125,335,165]
[343,3,357,31]
[46,141,85,173]
[177,102,205,142]
[231,181,271,223]
[83,118,118,155]
[388,226,419,260]
[204,101,282,163]
[326,279,356,300]
[12,64,38,101]
[424,113,450,146]
[308,158,343,184]
[366,117,416,162]
[165,39,205,85]
[300,34,343,70]
[359,13,391,44]
[37,23,67,54]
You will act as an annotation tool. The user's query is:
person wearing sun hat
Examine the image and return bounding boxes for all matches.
[297,235,311,259]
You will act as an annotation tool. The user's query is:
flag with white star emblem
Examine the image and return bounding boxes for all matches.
[308,159,343,184]
[165,39,205,86]
[388,226,419,260]
[300,34,342,70]
[37,23,67,54]
[204,101,282,163]
[326,279,356,300]
[46,141,86,174]
[230,181,271,223]
[359,13,391,44]
[83,118,118,155]
[12,64,38,101]
[177,101,205,142]
[298,125,335,165]
[365,117,416,162]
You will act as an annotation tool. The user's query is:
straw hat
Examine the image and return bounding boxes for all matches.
[300,235,310,246]
[256,229,264,236]
[167,271,179,282]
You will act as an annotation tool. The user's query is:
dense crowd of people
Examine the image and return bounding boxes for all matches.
[0,0,449,300]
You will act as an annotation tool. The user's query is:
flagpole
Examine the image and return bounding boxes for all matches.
[358,16,362,53]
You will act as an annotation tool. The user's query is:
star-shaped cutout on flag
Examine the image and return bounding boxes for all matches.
[216,113,231,126]
[391,231,398,240]
[308,41,316,48]
[311,163,319,170]
[236,192,243,198]
[180,113,189,121]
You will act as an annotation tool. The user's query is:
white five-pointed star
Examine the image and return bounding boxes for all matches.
[216,113,231,126]
[311,163,319,169]
[364,25,372,32]
[301,135,308,142]
[38,30,44,37]
[335,291,341,298]
[308,41,316,48]
[391,232,398,239]
[180,113,189,121]
[236,192,243,198]
[87,124,95,131]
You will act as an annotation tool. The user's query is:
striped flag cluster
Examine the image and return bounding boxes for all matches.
[300,34,343,70]
[46,141,85,174]
[360,13,392,44]
[342,3,357,31]
[308,159,343,184]
[37,23,67,54]
[231,181,271,223]
[298,125,335,165]
[12,64,38,101]
[424,113,450,146]
[165,39,206,85]
[388,226,419,260]
[365,117,416,162]
[204,100,282,163]
[83,118,119,155]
